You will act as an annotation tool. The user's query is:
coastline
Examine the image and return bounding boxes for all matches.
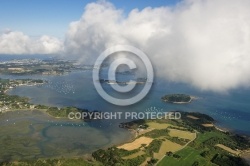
[4,82,45,94]
[214,121,250,138]
[213,124,229,133]
[112,129,138,149]
[2,86,250,140]
[208,122,250,163]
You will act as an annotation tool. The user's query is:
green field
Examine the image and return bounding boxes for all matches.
[195,131,228,144]
[157,130,247,166]
[158,147,216,166]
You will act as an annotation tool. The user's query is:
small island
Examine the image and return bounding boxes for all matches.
[161,94,193,104]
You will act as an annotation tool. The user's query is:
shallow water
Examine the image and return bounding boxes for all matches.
[0,110,132,161]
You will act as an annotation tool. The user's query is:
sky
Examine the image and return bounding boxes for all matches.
[0,0,250,93]
[0,0,180,38]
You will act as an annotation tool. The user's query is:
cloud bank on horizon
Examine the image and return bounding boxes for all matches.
[1,0,250,92]
[0,31,62,54]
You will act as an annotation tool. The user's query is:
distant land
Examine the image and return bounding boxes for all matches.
[0,58,94,76]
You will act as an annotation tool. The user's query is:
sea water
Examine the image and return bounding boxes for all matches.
[1,56,250,160]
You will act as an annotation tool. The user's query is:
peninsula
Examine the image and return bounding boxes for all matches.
[92,112,250,166]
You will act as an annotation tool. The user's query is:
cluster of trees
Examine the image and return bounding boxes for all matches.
[166,151,181,159]
[166,136,190,146]
[147,158,158,165]
[144,129,169,138]
[46,106,86,118]
[119,119,147,129]
[92,148,123,165]
[35,104,49,109]
[92,139,164,165]
[231,134,250,150]
[200,137,249,151]
[211,154,248,166]
[92,147,146,166]
[192,161,200,166]
[200,150,211,158]
[198,136,249,165]
[124,155,147,166]
[181,113,216,133]
[145,139,162,156]
[118,148,141,157]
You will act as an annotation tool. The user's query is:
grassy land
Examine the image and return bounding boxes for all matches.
[158,146,216,166]
[158,129,249,166]
[194,130,228,146]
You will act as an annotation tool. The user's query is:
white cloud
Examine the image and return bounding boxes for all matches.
[64,1,125,62]
[64,0,250,92]
[1,0,250,92]
[0,31,63,54]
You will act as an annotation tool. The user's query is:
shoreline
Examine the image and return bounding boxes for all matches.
[110,129,138,150]
[214,121,250,138]
[213,124,229,133]
[4,82,45,94]
[1,92,250,139]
